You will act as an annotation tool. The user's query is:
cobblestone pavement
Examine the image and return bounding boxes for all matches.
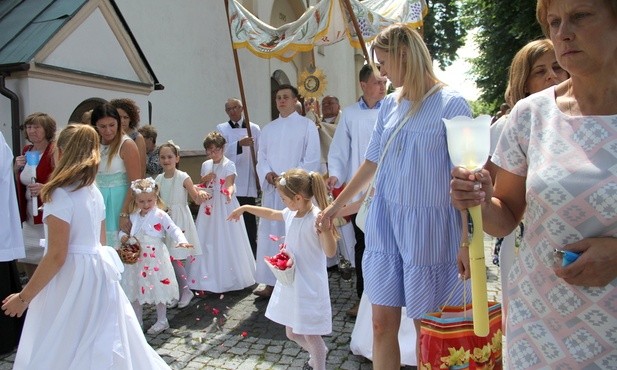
[1,235,501,369]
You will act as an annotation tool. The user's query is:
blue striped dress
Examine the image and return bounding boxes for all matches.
[363,87,472,318]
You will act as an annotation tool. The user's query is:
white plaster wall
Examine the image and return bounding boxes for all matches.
[44,8,141,82]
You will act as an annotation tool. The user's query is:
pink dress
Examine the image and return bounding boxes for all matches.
[492,87,617,369]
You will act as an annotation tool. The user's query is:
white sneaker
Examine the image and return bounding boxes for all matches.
[147,319,169,335]
[177,291,194,309]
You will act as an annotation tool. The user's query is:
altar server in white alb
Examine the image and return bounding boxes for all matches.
[254,84,320,298]
[216,98,261,257]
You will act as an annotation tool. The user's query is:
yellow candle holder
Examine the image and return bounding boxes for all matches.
[443,115,491,337]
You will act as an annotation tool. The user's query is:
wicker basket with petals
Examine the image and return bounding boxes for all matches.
[118,236,141,264]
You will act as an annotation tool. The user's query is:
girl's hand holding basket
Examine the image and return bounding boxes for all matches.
[118,236,141,264]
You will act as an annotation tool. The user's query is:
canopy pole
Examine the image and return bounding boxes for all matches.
[224,0,260,193]
[341,0,370,63]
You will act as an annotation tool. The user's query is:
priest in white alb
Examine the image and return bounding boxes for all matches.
[254,84,320,297]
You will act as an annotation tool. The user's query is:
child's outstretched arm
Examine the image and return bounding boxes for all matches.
[222,174,236,203]
[317,222,337,258]
[184,176,210,204]
[161,211,193,249]
[228,205,283,222]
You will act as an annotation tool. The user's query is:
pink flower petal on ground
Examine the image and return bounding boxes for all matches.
[241,331,248,337]
[212,308,220,315]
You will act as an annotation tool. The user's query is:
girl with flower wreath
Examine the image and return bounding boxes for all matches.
[119,178,192,335]
[228,168,337,370]
[155,141,209,309]
[187,132,256,293]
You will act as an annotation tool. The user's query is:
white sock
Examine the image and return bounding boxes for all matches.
[156,303,167,323]
[305,335,327,370]
[131,300,143,326]
[173,260,191,298]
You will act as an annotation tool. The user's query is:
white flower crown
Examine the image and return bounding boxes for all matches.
[131,177,156,194]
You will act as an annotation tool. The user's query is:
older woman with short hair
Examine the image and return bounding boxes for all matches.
[451,0,617,367]
[14,112,57,278]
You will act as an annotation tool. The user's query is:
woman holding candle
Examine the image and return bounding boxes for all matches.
[14,113,56,279]
[451,0,617,367]
[318,23,472,369]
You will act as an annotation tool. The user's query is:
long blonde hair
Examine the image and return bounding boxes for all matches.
[40,124,100,202]
[370,23,442,115]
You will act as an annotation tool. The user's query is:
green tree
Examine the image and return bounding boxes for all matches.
[461,0,544,112]
[424,0,468,70]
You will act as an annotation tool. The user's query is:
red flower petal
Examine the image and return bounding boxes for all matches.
[160,278,171,285]
[241,331,248,338]
[212,308,220,315]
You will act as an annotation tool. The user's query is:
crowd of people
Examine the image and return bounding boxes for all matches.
[2,1,617,367]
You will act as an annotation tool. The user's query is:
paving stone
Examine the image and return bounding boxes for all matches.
[0,236,502,369]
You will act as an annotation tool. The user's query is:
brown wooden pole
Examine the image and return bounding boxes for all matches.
[341,0,370,63]
[224,0,261,193]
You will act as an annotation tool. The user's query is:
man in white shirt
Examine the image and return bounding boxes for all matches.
[327,65,387,316]
[216,98,261,256]
[254,85,320,297]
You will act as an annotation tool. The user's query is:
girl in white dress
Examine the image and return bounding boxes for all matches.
[120,178,192,335]
[228,168,337,370]
[187,132,256,293]
[155,142,208,309]
[1,124,170,369]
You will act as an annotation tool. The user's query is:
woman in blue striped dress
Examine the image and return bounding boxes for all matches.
[319,24,472,369]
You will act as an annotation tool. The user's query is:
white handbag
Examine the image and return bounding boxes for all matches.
[355,84,441,232]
